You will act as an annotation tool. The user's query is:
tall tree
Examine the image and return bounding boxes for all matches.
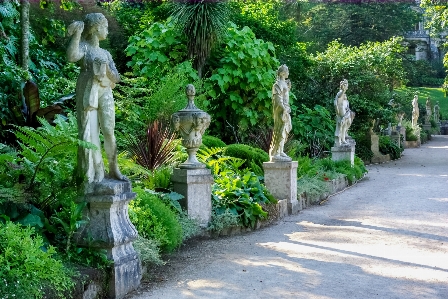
[299,2,420,53]
[169,0,230,78]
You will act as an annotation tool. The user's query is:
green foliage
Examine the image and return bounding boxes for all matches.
[133,235,164,266]
[303,39,407,134]
[0,221,74,299]
[129,188,183,252]
[379,135,403,160]
[224,143,269,176]
[114,69,206,137]
[126,19,195,80]
[198,147,275,228]
[169,0,230,77]
[299,2,420,53]
[206,22,278,139]
[404,120,420,141]
[201,135,227,148]
[334,157,367,185]
[292,105,334,158]
[208,208,240,233]
[212,170,273,228]
[8,116,94,212]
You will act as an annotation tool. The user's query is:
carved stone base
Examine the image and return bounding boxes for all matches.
[263,161,300,214]
[77,179,141,299]
[171,168,214,227]
[331,141,356,166]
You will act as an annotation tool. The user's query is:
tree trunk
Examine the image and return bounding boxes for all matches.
[20,0,30,115]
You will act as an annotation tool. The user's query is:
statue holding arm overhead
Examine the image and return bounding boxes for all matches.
[67,13,125,184]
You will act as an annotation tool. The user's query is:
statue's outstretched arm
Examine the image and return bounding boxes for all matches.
[66,21,85,63]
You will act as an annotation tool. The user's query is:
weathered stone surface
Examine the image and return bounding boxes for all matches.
[263,161,299,215]
[171,84,211,169]
[76,179,141,299]
[334,79,355,146]
[369,133,390,164]
[67,13,126,184]
[331,139,356,166]
[269,65,293,162]
[171,168,214,227]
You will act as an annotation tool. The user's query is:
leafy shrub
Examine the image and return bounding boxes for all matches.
[126,19,191,80]
[0,221,74,299]
[379,135,403,160]
[198,147,275,229]
[333,157,367,184]
[129,188,182,252]
[297,175,330,203]
[292,105,334,157]
[202,135,226,148]
[133,235,164,266]
[405,125,418,141]
[206,22,279,140]
[224,144,269,176]
[212,170,275,228]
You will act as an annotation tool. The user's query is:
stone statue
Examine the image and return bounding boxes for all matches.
[269,64,292,162]
[397,112,405,128]
[411,94,419,127]
[434,101,440,123]
[67,13,125,183]
[425,98,432,123]
[334,79,355,146]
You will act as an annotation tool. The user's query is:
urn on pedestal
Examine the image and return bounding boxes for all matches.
[171,84,211,169]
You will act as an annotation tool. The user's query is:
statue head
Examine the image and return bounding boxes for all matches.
[82,13,108,41]
[276,64,289,79]
[340,79,348,90]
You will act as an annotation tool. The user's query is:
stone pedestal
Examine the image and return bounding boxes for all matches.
[263,161,300,214]
[171,168,214,227]
[391,131,401,149]
[369,133,390,163]
[76,179,141,299]
[331,140,356,166]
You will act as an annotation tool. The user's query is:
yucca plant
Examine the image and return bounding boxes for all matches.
[122,119,179,171]
[169,0,230,78]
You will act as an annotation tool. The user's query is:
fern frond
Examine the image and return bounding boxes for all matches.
[0,1,19,19]
[4,35,18,57]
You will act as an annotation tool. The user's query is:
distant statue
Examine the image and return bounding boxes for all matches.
[411,95,419,127]
[425,98,432,124]
[334,79,355,146]
[67,13,125,184]
[434,101,440,123]
[269,64,292,162]
[397,112,405,128]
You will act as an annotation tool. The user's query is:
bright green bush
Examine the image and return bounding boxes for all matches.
[198,147,275,229]
[202,135,227,148]
[0,221,74,299]
[206,22,279,138]
[224,144,269,176]
[129,188,182,252]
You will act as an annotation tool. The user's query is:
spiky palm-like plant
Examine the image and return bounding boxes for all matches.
[122,119,179,171]
[169,0,229,78]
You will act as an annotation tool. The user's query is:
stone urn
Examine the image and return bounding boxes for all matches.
[171,84,211,169]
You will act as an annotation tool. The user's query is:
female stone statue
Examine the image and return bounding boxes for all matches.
[269,64,292,161]
[334,79,355,146]
[425,98,432,123]
[411,95,419,127]
[434,101,440,123]
[67,13,125,183]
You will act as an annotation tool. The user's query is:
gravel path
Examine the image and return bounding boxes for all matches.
[128,135,448,299]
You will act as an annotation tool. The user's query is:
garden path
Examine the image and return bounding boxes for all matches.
[128,136,448,299]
